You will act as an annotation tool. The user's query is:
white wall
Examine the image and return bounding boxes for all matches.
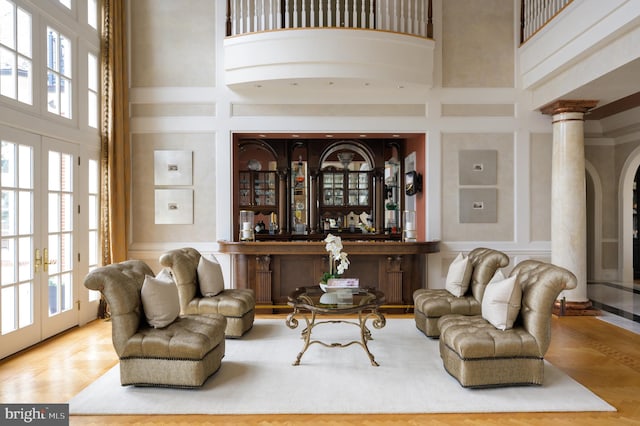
[126,0,640,289]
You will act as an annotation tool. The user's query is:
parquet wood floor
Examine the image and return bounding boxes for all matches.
[0,314,638,425]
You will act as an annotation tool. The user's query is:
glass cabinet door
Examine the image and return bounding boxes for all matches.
[239,171,251,206]
[239,171,277,210]
[322,172,343,206]
[291,160,307,233]
[321,171,370,208]
[348,172,369,206]
[254,172,276,207]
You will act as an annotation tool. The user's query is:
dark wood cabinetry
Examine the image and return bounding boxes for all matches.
[227,134,437,309]
[218,240,440,307]
[320,170,371,210]
[233,137,399,239]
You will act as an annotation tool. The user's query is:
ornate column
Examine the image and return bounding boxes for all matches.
[541,100,598,315]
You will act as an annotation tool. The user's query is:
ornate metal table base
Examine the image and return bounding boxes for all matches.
[286,310,386,366]
[286,288,386,367]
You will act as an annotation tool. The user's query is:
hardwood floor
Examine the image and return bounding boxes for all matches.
[1,314,638,425]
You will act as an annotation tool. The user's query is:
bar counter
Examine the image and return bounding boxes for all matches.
[218,240,440,307]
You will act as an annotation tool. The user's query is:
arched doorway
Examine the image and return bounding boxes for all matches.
[618,146,640,284]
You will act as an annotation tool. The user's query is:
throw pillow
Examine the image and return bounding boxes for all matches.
[197,255,225,297]
[481,275,522,330]
[141,273,180,328]
[155,267,174,283]
[488,269,506,284]
[445,252,473,297]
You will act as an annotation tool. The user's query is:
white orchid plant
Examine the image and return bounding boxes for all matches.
[321,233,350,284]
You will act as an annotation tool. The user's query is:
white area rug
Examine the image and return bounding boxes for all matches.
[69,319,615,415]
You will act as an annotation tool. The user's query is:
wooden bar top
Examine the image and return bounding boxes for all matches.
[218,240,440,255]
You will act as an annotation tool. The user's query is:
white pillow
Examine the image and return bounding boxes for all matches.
[197,255,225,297]
[481,275,522,330]
[141,272,180,328]
[488,269,506,284]
[445,252,473,297]
[155,267,174,283]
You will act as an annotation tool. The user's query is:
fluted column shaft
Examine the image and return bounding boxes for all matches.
[541,100,597,303]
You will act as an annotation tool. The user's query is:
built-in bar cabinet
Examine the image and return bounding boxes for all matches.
[221,134,439,308]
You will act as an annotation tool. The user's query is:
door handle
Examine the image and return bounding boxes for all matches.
[35,249,42,272]
[43,248,57,272]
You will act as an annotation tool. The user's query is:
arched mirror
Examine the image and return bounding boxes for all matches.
[319,141,374,171]
[318,142,375,232]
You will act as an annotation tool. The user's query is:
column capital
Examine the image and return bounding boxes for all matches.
[540,100,599,116]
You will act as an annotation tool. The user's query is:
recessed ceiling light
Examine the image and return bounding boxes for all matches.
[398,85,405,89]
[328,81,334,85]
[392,134,400,138]
[255,84,262,88]
[290,82,298,86]
[359,134,367,137]
[259,134,266,138]
[292,134,300,138]
[364,82,370,86]
[325,134,334,138]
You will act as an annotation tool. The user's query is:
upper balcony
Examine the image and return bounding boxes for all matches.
[223,1,435,93]
[519,0,640,115]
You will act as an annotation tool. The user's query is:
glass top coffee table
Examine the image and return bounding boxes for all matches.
[286,286,386,366]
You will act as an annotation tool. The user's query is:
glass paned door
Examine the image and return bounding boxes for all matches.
[41,139,77,338]
[0,132,80,358]
[0,131,39,358]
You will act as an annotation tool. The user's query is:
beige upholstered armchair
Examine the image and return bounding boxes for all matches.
[83,260,226,387]
[413,247,510,337]
[159,247,255,338]
[438,259,577,388]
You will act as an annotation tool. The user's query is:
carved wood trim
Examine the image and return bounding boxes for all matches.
[383,255,403,304]
[256,255,272,304]
[540,100,599,116]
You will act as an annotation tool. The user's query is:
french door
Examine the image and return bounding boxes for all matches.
[0,127,88,358]
[40,137,79,338]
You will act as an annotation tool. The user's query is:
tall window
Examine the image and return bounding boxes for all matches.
[87,52,97,128]
[46,26,72,118]
[87,0,97,29]
[0,0,33,105]
[57,0,71,10]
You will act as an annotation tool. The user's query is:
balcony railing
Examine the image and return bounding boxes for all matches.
[520,0,573,43]
[226,0,433,38]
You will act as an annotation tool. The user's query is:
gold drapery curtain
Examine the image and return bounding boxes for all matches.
[100,0,129,264]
